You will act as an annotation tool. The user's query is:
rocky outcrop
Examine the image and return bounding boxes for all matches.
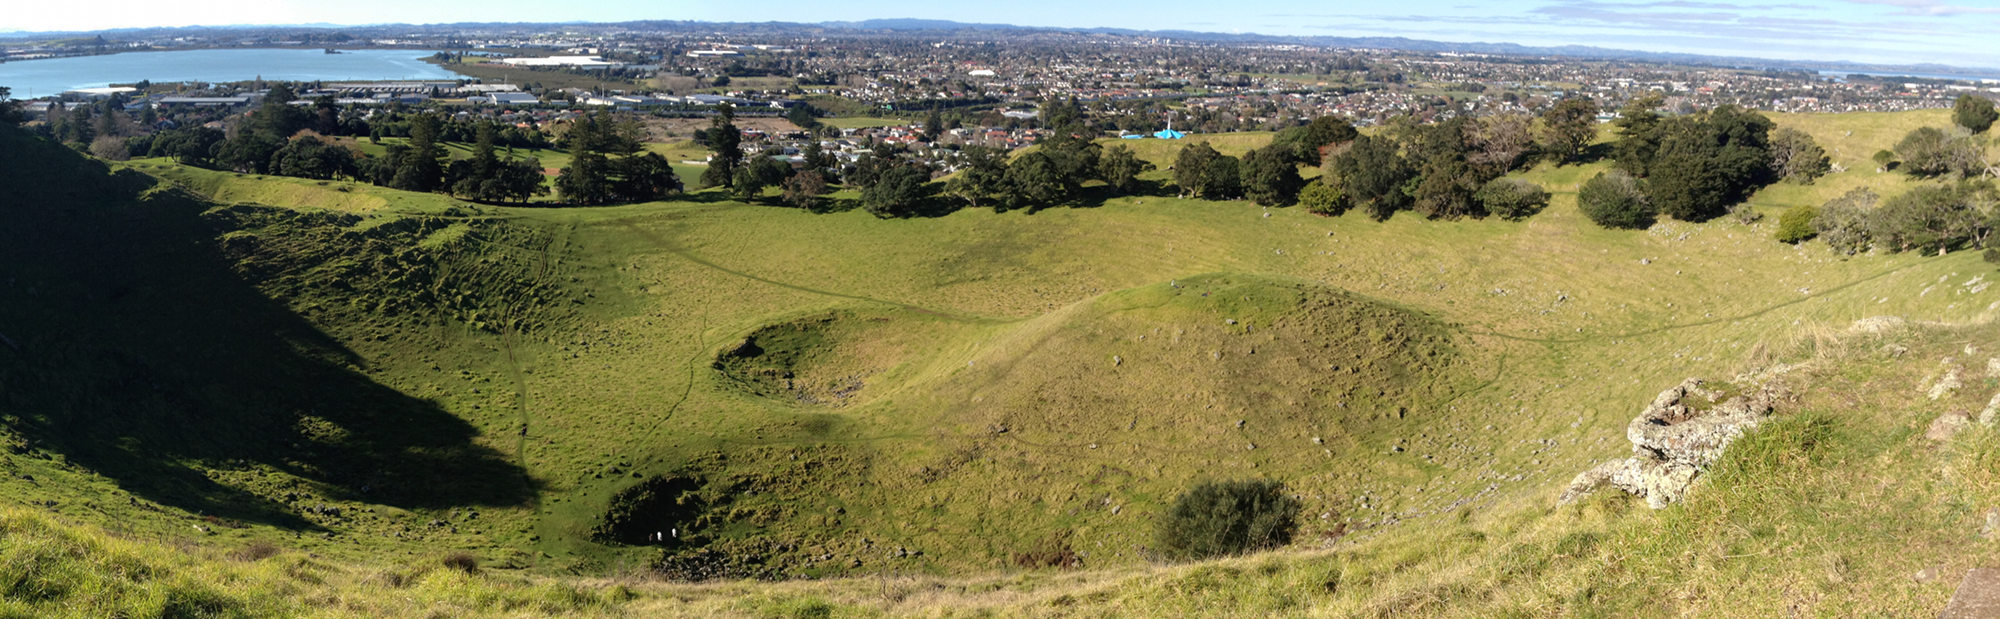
[1559,378,1779,509]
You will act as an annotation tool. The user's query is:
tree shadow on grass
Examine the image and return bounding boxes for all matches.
[0,129,537,529]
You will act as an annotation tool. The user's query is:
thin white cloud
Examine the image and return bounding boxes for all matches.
[1845,0,2000,15]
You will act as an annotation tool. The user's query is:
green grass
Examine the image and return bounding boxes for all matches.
[4,108,2000,616]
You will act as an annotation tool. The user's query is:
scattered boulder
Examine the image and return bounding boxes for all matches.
[1918,565,1943,583]
[1929,362,1964,401]
[1981,393,2000,427]
[1559,378,1779,509]
[1942,568,2000,618]
[1927,410,1972,442]
[1982,507,2000,540]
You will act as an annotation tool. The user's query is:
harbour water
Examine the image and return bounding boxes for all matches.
[0,48,455,97]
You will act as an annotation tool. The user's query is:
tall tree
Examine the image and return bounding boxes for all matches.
[1097,144,1154,195]
[1173,142,1221,198]
[556,152,615,205]
[1326,133,1413,221]
[1468,112,1535,178]
[390,113,446,192]
[945,145,1012,207]
[1268,115,1357,165]
[270,136,356,180]
[862,163,932,218]
[731,155,789,201]
[213,132,282,174]
[312,95,341,135]
[448,122,547,202]
[1643,105,1774,222]
[786,103,821,131]
[1004,151,1070,209]
[801,139,836,181]
[782,169,829,209]
[0,87,20,126]
[1611,93,1664,177]
[1539,96,1599,164]
[148,127,224,166]
[1768,127,1831,184]
[1403,116,1489,219]
[923,107,943,143]
[700,103,743,188]
[1241,147,1303,206]
[1954,94,1997,134]
[257,83,310,138]
[611,152,684,203]
[1197,155,1243,200]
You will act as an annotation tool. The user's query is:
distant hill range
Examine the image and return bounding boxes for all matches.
[5,17,1998,81]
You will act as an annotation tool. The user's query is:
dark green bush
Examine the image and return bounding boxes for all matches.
[1153,479,1300,561]
[1474,177,1550,221]
[1578,170,1655,230]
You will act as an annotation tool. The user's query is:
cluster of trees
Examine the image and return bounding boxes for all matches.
[1578,99,1816,229]
[1165,117,1359,207]
[33,89,165,160]
[935,98,1138,214]
[851,105,1562,222]
[138,85,551,203]
[553,111,680,205]
[1786,183,2000,256]
[694,103,832,208]
[1884,125,1988,178]
[1300,111,1550,221]
[0,87,23,126]
[368,112,549,149]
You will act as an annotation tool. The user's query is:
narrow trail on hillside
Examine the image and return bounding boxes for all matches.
[493,222,570,506]
[614,221,1016,325]
[631,311,708,472]
[1459,258,1929,345]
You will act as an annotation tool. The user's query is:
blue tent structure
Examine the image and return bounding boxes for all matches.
[1152,114,1185,139]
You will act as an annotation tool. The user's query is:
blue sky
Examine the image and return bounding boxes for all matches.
[14,0,2000,68]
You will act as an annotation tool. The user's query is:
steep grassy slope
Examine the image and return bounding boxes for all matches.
[0,128,592,571]
[0,503,626,618]
[650,315,2000,617]
[1,107,1997,616]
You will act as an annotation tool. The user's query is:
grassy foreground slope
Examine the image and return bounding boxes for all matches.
[0,108,1995,616]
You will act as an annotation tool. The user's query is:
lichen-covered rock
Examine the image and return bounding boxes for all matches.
[1928,361,1964,401]
[1560,378,1778,509]
[1927,410,1972,442]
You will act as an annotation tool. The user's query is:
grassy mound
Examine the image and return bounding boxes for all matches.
[928,272,1471,444]
[712,311,930,407]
